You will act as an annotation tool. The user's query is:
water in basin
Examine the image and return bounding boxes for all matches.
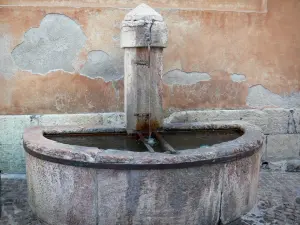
[44,129,243,152]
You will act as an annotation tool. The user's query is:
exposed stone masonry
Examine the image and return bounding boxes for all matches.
[0,108,299,173]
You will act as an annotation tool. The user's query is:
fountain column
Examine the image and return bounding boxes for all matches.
[121,4,168,134]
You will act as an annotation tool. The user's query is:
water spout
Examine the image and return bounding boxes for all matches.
[121,3,168,134]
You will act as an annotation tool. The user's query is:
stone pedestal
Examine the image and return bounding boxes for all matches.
[121,4,168,133]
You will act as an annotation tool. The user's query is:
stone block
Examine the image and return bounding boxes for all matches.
[221,151,261,224]
[0,113,125,173]
[261,135,267,161]
[34,112,125,127]
[0,115,36,145]
[266,134,300,161]
[101,112,125,127]
[0,143,26,173]
[121,4,167,48]
[26,153,97,225]
[37,113,103,127]
[292,108,300,133]
[97,165,223,225]
[166,109,292,135]
[286,159,300,172]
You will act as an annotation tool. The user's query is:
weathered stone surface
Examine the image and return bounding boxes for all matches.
[24,139,261,224]
[0,113,125,173]
[23,121,263,166]
[261,135,267,161]
[267,160,288,171]
[37,112,124,127]
[101,112,125,126]
[97,166,222,225]
[122,4,166,133]
[3,171,300,225]
[266,134,300,160]
[0,108,297,173]
[286,159,300,172]
[221,151,261,224]
[0,115,38,145]
[121,4,167,48]
[23,121,262,224]
[166,109,292,135]
[262,159,300,172]
[12,14,86,74]
[0,115,36,172]
[124,3,163,21]
[124,48,164,132]
[26,153,97,225]
[0,143,25,173]
[293,108,300,133]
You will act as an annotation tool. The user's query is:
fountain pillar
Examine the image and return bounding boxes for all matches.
[121,4,168,134]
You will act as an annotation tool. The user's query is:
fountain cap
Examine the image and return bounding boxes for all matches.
[121,4,168,48]
[124,3,163,22]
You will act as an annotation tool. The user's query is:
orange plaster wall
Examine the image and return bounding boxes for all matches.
[0,0,299,115]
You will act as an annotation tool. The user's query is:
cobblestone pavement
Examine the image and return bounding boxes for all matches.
[1,171,300,225]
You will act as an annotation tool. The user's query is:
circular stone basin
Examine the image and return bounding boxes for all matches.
[23,121,263,225]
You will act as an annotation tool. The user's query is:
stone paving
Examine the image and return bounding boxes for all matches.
[0,170,300,225]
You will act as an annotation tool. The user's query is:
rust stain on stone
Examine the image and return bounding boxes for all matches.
[136,119,161,132]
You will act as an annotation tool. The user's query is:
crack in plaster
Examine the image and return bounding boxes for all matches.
[162,69,211,85]
[80,50,123,82]
[11,14,86,74]
[247,85,300,108]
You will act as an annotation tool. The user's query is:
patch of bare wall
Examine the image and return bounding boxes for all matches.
[162,69,211,85]
[11,14,86,74]
[231,74,246,83]
[247,85,300,108]
[80,50,123,82]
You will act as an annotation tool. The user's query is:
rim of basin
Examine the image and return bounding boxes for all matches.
[23,121,263,170]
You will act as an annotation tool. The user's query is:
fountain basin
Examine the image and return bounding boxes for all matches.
[24,121,263,225]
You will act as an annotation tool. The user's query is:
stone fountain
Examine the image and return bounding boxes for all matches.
[23,4,263,225]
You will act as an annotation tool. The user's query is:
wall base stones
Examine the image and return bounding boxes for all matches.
[0,108,299,173]
[0,113,124,173]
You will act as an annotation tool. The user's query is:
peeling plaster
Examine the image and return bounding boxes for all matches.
[0,34,17,78]
[80,50,123,82]
[231,74,246,83]
[247,85,300,108]
[162,69,211,85]
[11,14,86,74]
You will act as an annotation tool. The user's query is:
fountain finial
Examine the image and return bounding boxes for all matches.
[121,4,168,134]
[121,4,168,48]
[124,3,163,21]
